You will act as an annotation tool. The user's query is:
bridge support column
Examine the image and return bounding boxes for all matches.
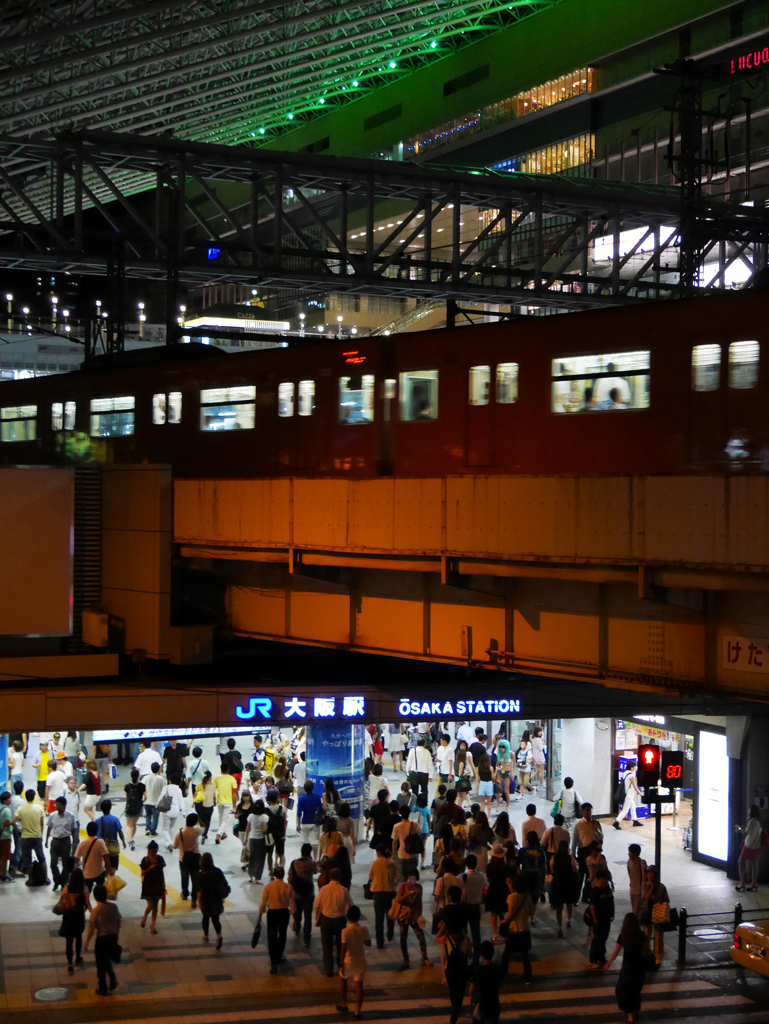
[305,722,366,833]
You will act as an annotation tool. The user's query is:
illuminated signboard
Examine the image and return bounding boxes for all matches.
[398,697,521,717]
[697,730,729,862]
[234,695,366,721]
[730,40,769,74]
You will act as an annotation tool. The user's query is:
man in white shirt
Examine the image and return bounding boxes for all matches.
[613,760,642,830]
[521,804,546,841]
[456,722,475,746]
[65,777,82,846]
[405,740,432,800]
[434,734,454,787]
[56,752,74,781]
[142,763,166,837]
[135,742,162,777]
[314,867,352,977]
[571,803,603,901]
[45,762,67,810]
[556,777,582,834]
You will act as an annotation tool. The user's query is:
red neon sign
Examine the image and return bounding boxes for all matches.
[665,764,682,779]
[343,350,366,364]
[731,45,769,74]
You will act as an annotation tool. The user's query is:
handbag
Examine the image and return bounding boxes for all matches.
[544,873,553,894]
[105,874,127,897]
[550,798,562,820]
[363,881,373,900]
[456,777,472,793]
[193,788,205,805]
[111,942,123,964]
[241,844,250,864]
[662,907,680,933]
[52,890,78,916]
[583,906,595,928]
[156,791,172,814]
[651,901,670,925]
[287,798,295,811]
[251,917,262,948]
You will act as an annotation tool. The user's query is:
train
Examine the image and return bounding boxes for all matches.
[1,288,768,478]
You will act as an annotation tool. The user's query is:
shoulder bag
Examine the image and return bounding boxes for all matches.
[52,889,78,916]
[156,789,172,814]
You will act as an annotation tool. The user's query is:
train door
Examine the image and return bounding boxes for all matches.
[467,364,495,466]
[724,340,762,463]
[689,343,724,464]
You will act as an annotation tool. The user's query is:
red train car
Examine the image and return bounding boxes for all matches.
[1,289,767,478]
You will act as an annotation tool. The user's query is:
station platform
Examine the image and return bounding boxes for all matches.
[1,764,767,1023]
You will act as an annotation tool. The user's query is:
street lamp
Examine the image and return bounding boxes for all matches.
[138,301,145,337]
[5,293,12,333]
[51,296,58,326]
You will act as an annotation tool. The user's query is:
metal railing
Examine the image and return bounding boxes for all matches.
[677,902,769,964]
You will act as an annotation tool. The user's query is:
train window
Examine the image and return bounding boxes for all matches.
[399,370,438,421]
[152,393,182,425]
[469,366,491,405]
[51,401,76,431]
[339,375,374,424]
[278,382,295,417]
[90,396,135,437]
[298,380,315,416]
[199,386,255,431]
[692,344,720,391]
[729,341,759,389]
[1,404,37,442]
[496,363,519,404]
[551,351,649,413]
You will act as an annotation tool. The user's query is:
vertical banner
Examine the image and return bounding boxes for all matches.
[305,722,365,819]
[0,735,7,792]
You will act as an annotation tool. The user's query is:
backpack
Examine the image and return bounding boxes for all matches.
[29,856,48,887]
[230,753,244,774]
[446,933,470,973]
[404,829,425,856]
[267,806,286,840]
[451,821,467,842]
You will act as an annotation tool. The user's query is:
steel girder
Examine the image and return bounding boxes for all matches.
[0,0,553,147]
[1,130,768,309]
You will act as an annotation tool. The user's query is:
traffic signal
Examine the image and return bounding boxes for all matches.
[661,750,684,787]
[637,744,660,785]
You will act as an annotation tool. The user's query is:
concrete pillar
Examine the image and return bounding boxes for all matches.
[560,718,612,817]
[305,722,366,823]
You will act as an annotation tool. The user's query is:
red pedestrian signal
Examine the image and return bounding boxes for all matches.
[637,744,660,785]
[661,750,685,787]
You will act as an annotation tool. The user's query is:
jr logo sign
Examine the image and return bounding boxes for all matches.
[235,697,273,720]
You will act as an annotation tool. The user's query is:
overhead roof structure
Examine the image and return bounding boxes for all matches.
[0,0,556,145]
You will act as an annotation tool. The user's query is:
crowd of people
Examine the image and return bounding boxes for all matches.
[0,724,675,1024]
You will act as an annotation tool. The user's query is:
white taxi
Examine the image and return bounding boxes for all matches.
[732,919,769,977]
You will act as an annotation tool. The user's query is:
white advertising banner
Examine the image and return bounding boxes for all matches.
[697,730,729,862]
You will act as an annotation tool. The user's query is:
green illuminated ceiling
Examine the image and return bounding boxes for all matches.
[0,0,558,146]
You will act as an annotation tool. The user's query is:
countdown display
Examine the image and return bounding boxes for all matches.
[661,750,684,787]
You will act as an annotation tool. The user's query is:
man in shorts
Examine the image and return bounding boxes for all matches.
[297,780,323,860]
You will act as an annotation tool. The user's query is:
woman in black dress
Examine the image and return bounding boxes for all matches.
[549,840,579,937]
[59,867,91,973]
[605,913,649,1024]
[140,841,166,934]
[198,850,227,949]
[484,843,511,945]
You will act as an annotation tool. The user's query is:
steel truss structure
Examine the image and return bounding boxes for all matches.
[2,131,769,315]
[0,0,553,145]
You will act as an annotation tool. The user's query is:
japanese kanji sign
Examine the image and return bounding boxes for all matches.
[722,635,769,674]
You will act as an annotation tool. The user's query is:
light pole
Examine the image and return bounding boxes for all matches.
[62,309,69,332]
[298,311,305,338]
[5,293,12,333]
[138,301,145,338]
[336,313,343,339]
[51,295,58,327]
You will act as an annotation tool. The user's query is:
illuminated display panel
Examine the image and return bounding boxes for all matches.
[697,730,729,862]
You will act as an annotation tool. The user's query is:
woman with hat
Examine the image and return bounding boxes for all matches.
[485,843,511,945]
